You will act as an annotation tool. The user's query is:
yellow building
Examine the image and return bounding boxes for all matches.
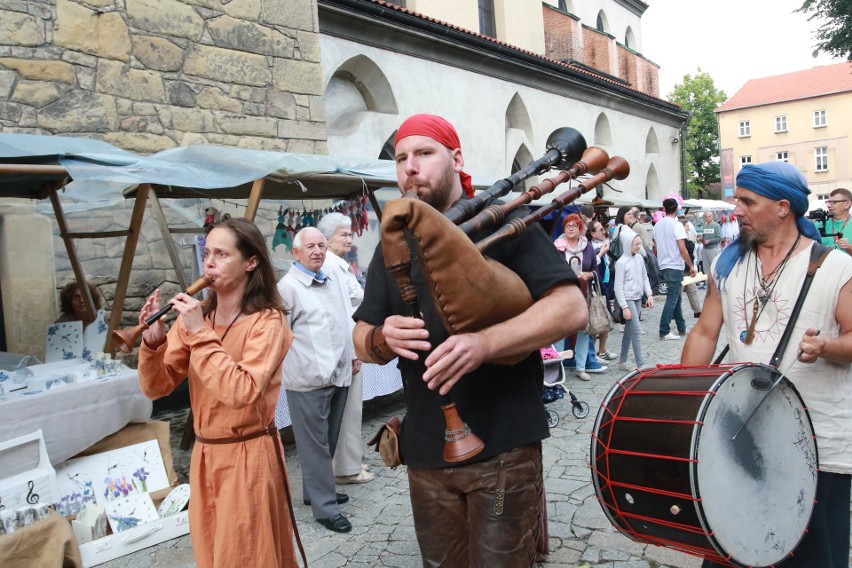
[716,62,852,204]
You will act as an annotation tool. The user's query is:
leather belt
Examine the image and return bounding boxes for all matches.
[195,422,308,567]
[195,423,277,445]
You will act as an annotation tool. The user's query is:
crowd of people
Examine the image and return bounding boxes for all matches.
[124,111,851,568]
[554,198,736,380]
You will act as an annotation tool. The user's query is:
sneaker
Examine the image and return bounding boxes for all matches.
[585,363,607,374]
[660,332,681,341]
[597,351,618,361]
[617,362,636,372]
[575,371,591,381]
[678,329,688,336]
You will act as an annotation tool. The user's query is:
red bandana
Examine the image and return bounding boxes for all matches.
[394,114,474,197]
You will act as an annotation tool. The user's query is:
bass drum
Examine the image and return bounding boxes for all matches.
[590,363,818,567]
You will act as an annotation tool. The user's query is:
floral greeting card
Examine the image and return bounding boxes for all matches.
[103,492,159,533]
[92,440,169,503]
[54,439,169,517]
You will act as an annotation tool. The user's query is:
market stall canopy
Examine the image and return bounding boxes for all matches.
[683,198,735,211]
[112,146,405,200]
[0,133,139,200]
[0,134,407,203]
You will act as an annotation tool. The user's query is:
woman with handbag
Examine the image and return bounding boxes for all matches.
[590,220,617,361]
[554,213,607,381]
[614,232,654,371]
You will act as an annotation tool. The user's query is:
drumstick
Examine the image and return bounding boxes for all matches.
[732,330,820,440]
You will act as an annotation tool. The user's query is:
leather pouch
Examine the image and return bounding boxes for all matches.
[367,416,404,468]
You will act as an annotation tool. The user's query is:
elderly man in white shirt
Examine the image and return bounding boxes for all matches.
[277,227,356,533]
[317,212,374,485]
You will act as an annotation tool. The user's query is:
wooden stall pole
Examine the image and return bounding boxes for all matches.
[48,182,97,324]
[105,184,150,353]
[148,189,189,291]
[243,178,266,222]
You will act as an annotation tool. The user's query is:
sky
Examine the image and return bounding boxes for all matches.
[641,0,845,99]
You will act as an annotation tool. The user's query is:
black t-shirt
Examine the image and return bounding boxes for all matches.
[353,202,578,468]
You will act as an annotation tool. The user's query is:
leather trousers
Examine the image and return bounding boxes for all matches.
[407,443,543,568]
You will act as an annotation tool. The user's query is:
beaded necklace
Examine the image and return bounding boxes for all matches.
[742,233,800,345]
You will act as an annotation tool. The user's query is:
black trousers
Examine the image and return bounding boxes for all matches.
[702,471,851,568]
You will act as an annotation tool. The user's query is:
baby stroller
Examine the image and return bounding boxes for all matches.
[540,346,590,427]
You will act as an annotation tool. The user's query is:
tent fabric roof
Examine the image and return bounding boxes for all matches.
[0,133,139,199]
[0,134,409,202]
[0,134,511,205]
[682,198,735,210]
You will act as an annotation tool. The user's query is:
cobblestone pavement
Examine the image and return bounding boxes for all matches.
[102,294,851,568]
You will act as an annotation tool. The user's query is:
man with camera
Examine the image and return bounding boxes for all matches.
[822,188,852,254]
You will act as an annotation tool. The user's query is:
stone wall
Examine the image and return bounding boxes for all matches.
[0,0,327,354]
[1,0,327,153]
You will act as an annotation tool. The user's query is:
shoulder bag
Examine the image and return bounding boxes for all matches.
[606,226,623,262]
[586,273,614,336]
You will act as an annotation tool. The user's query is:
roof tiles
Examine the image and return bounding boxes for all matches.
[717,61,852,112]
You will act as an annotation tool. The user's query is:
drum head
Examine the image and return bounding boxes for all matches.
[695,365,818,567]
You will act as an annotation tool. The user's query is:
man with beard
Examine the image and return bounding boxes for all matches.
[353,114,586,566]
[682,161,852,568]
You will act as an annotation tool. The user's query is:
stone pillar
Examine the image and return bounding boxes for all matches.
[0,202,58,360]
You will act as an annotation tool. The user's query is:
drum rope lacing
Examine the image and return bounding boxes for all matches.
[590,367,738,567]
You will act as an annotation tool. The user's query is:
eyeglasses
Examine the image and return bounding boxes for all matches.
[826,199,850,205]
[564,223,579,229]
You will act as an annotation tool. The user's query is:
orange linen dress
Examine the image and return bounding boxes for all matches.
[138,309,297,568]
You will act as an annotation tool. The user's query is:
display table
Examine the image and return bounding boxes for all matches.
[0,368,152,465]
[274,359,403,428]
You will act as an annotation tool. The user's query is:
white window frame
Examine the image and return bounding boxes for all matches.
[738,121,751,137]
[775,115,787,133]
[776,151,788,162]
[740,155,752,169]
[815,147,829,172]
[813,110,827,128]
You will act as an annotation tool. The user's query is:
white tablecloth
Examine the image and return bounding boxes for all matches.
[274,360,403,429]
[0,368,152,465]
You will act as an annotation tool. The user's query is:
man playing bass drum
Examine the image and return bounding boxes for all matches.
[353,114,586,566]
[682,162,852,568]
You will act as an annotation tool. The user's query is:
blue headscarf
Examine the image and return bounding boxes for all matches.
[715,162,821,284]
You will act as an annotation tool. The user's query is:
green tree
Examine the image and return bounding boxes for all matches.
[798,0,852,60]
[668,70,727,199]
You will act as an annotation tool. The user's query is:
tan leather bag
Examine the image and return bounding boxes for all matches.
[367,416,403,468]
[381,197,533,364]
